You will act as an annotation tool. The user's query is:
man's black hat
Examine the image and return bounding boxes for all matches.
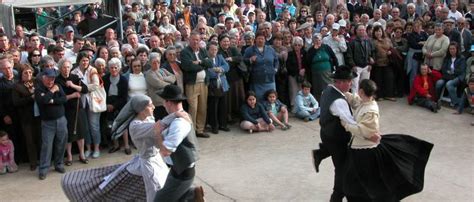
[332,65,357,80]
[158,85,187,101]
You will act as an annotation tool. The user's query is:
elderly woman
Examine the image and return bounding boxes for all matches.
[145,52,176,120]
[94,58,107,77]
[408,63,442,112]
[207,42,230,134]
[243,32,279,100]
[407,21,429,88]
[241,31,255,55]
[218,34,245,122]
[71,52,103,159]
[372,25,396,101]
[109,47,122,60]
[12,65,41,171]
[103,58,131,154]
[286,36,306,110]
[55,59,89,165]
[162,46,184,92]
[304,34,338,101]
[62,95,169,202]
[422,23,450,71]
[436,42,466,108]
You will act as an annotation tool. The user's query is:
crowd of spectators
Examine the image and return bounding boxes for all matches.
[0,0,473,179]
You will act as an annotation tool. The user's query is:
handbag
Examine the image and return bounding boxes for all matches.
[89,71,107,113]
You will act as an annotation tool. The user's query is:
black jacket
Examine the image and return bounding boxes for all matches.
[35,82,67,120]
[103,74,128,111]
[345,37,375,68]
[287,49,306,77]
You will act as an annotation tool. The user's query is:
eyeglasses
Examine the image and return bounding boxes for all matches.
[301,10,307,13]
[32,54,41,57]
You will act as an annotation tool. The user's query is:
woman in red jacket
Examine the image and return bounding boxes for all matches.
[408,63,442,112]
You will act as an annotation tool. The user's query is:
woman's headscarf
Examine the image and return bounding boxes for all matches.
[111,95,152,140]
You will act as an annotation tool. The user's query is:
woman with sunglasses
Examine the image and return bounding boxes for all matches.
[28,48,42,76]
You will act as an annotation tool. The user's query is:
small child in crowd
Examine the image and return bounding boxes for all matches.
[454,77,474,126]
[294,81,320,121]
[0,131,18,174]
[240,91,275,133]
[262,89,291,130]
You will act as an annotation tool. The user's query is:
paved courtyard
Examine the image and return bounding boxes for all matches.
[1,100,473,201]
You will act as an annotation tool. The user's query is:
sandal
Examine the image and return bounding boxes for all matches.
[79,157,89,164]
[281,125,288,131]
[108,146,120,153]
[65,160,72,166]
[285,123,292,129]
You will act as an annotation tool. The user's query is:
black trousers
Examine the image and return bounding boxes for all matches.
[321,137,349,202]
[207,95,228,129]
[413,96,437,111]
[372,66,395,98]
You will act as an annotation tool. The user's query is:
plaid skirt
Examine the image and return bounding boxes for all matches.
[61,164,146,202]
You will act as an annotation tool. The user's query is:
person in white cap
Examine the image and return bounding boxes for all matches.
[323,23,347,66]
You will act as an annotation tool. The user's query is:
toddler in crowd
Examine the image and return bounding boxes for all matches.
[0,131,18,174]
[294,81,320,121]
[240,91,275,133]
[262,89,291,130]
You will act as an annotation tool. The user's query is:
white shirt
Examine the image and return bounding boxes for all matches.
[194,51,206,83]
[162,117,192,165]
[328,85,356,125]
[128,73,148,98]
[448,10,463,21]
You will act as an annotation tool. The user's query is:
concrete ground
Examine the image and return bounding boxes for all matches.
[1,100,473,201]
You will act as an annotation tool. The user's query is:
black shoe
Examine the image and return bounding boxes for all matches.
[39,173,47,180]
[219,127,230,132]
[108,146,120,153]
[312,149,323,173]
[196,133,210,138]
[55,167,66,174]
[124,148,132,155]
[211,128,219,134]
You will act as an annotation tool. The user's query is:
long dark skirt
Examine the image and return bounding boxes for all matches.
[61,164,146,201]
[343,134,433,201]
[371,65,395,99]
[310,70,333,101]
[65,108,89,143]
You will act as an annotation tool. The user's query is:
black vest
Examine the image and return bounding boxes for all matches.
[170,122,199,175]
[319,86,351,143]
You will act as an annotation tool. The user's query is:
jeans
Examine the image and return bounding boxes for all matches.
[85,110,101,145]
[295,109,320,121]
[39,116,67,175]
[436,78,461,106]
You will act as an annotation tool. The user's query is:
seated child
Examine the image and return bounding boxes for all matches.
[454,77,474,125]
[262,89,291,130]
[293,81,320,121]
[240,91,275,133]
[0,131,18,174]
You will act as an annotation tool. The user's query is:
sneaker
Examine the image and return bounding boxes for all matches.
[84,150,91,158]
[0,166,6,175]
[92,151,100,159]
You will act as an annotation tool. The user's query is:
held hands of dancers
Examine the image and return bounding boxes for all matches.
[368,132,381,144]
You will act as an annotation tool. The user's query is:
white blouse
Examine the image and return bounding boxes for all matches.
[128,73,147,98]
